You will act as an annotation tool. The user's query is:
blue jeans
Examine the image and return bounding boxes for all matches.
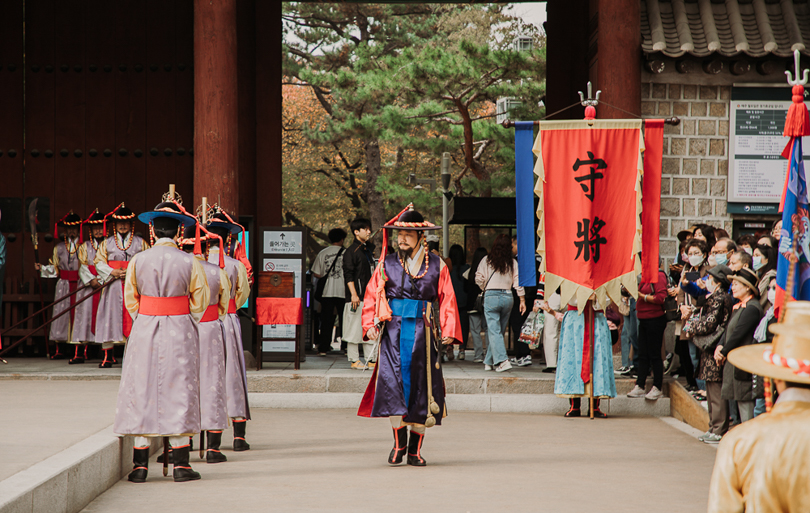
[620,298,638,368]
[483,290,513,366]
[688,340,706,390]
[754,398,766,417]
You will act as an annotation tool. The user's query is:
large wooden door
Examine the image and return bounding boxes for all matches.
[0,0,194,286]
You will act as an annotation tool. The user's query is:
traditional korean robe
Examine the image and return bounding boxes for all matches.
[197,256,231,431]
[208,247,251,420]
[113,238,209,437]
[39,239,81,342]
[71,240,101,343]
[554,298,617,399]
[358,248,462,425]
[94,233,148,345]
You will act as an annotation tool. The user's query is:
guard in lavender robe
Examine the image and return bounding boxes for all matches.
[180,224,230,463]
[358,205,462,467]
[206,209,252,451]
[70,210,106,364]
[94,204,149,368]
[114,200,208,483]
[36,212,83,360]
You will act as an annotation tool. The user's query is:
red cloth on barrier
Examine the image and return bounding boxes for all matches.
[642,120,664,284]
[108,261,132,337]
[255,298,303,325]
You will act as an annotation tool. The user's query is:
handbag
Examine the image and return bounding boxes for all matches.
[473,265,494,312]
[313,247,345,302]
[693,326,725,351]
[653,282,680,322]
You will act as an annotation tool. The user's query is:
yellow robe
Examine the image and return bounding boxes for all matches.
[708,391,810,513]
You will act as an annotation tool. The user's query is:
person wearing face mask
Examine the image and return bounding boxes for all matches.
[751,277,777,417]
[682,265,733,443]
[752,244,776,308]
[709,238,736,268]
[677,239,711,396]
[735,234,756,256]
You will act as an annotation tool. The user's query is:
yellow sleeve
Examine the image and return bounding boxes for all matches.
[217,269,231,320]
[142,239,151,251]
[707,435,745,513]
[188,258,210,323]
[123,257,140,320]
[77,244,89,266]
[94,240,108,266]
[234,263,251,308]
[50,246,60,272]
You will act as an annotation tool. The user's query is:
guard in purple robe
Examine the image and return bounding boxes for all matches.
[36,211,83,360]
[180,223,230,463]
[114,199,209,483]
[358,204,462,467]
[206,208,252,451]
[94,204,149,368]
[70,210,106,364]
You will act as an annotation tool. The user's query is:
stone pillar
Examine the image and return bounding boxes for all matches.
[597,0,641,119]
[194,0,238,214]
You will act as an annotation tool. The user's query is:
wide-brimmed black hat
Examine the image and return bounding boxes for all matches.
[138,201,197,228]
[706,264,732,289]
[58,212,82,226]
[207,210,241,235]
[84,209,105,224]
[730,268,760,297]
[382,204,441,231]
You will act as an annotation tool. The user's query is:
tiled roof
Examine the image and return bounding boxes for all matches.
[641,0,810,58]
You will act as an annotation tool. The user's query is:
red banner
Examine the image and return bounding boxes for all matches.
[535,120,643,307]
[642,120,664,284]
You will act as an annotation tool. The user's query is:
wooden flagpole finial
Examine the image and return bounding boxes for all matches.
[168,184,176,200]
[201,197,208,224]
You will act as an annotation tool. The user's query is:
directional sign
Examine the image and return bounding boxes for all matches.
[262,230,302,255]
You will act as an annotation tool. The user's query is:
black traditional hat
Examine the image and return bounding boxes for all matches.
[79,209,106,243]
[138,201,197,228]
[382,204,441,231]
[206,209,241,235]
[55,211,82,240]
[103,203,136,237]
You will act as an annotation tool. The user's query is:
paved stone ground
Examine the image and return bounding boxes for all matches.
[0,380,119,481]
[82,409,717,513]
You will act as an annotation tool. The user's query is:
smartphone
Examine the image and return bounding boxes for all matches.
[684,271,700,282]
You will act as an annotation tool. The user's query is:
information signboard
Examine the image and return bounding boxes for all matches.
[729,87,809,205]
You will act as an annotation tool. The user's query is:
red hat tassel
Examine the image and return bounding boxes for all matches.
[784,84,810,138]
[200,225,225,268]
[54,212,70,242]
[103,203,123,239]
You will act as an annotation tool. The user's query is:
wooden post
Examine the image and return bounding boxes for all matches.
[193,0,239,215]
[597,0,641,119]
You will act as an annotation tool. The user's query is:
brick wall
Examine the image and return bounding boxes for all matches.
[642,83,733,266]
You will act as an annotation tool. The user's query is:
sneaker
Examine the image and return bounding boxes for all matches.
[458,351,465,361]
[702,433,722,444]
[697,431,712,442]
[542,367,556,373]
[367,361,376,369]
[627,385,646,398]
[614,366,630,375]
[473,357,484,363]
[484,364,493,371]
[663,353,674,374]
[620,366,636,377]
[513,356,532,367]
[350,361,365,369]
[495,360,513,372]
[645,386,663,401]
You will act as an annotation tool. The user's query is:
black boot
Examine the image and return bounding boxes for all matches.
[69,345,85,364]
[233,419,250,451]
[406,431,426,467]
[592,399,608,419]
[156,447,173,464]
[387,426,408,465]
[565,398,581,417]
[51,342,67,360]
[172,445,201,482]
[99,349,113,368]
[127,446,149,483]
[206,431,228,463]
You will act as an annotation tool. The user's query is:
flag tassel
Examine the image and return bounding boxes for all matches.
[784,84,810,138]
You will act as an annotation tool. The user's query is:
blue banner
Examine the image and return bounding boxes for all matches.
[776,137,810,306]
[515,121,536,287]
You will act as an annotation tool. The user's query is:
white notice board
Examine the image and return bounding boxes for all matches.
[262,230,303,255]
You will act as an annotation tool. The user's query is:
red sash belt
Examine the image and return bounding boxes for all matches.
[228,299,237,314]
[60,270,80,323]
[139,296,190,316]
[566,304,603,384]
[108,261,132,336]
[201,304,219,323]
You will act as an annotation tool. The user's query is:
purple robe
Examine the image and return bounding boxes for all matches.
[359,253,453,425]
[114,241,205,436]
[210,250,251,420]
[198,258,228,431]
[72,241,98,343]
[49,242,80,342]
[94,235,146,344]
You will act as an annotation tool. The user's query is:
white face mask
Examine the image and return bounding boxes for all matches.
[767,288,776,305]
[753,256,764,271]
[705,279,717,294]
[688,254,704,267]
[743,247,753,256]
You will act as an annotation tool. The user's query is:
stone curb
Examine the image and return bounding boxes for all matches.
[0,426,158,513]
[248,392,671,417]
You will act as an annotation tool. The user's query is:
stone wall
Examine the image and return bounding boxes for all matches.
[642,83,733,265]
